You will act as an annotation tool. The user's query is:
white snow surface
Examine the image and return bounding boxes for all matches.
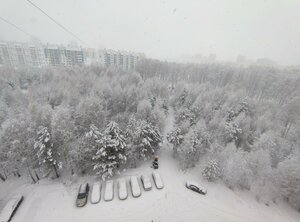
[0,108,300,222]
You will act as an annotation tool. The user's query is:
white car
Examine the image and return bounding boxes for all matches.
[118,179,128,200]
[141,175,152,191]
[152,172,164,189]
[186,181,207,195]
[0,196,23,222]
[104,180,114,201]
[90,182,101,204]
[129,176,141,197]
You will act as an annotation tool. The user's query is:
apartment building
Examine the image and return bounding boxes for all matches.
[0,41,46,67]
[102,49,144,70]
[44,44,84,67]
[0,41,143,69]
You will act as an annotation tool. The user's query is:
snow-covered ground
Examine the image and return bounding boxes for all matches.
[0,109,300,222]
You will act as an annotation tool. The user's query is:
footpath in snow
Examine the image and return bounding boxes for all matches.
[0,108,300,222]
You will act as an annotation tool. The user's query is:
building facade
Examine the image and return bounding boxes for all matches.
[44,44,84,67]
[84,48,144,70]
[0,41,143,69]
[102,49,144,70]
[0,41,46,67]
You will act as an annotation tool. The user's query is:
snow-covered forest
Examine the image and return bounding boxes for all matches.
[0,60,300,210]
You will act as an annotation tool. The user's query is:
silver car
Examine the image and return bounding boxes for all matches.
[141,175,152,191]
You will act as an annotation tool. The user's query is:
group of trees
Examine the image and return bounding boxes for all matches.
[163,62,300,210]
[0,66,166,181]
[0,59,299,210]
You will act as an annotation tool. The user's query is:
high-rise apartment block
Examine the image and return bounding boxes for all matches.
[0,41,144,69]
[43,44,85,67]
[84,49,144,70]
[0,41,46,67]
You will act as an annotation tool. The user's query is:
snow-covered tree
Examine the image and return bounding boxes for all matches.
[51,107,75,174]
[127,118,162,161]
[34,126,61,178]
[202,160,222,181]
[178,129,201,168]
[75,124,102,174]
[275,153,300,210]
[92,121,127,180]
[167,127,184,157]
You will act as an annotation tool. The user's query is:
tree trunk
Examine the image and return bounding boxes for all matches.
[284,122,292,138]
[3,167,8,179]
[0,173,6,181]
[26,163,36,183]
[34,170,40,181]
[53,165,59,178]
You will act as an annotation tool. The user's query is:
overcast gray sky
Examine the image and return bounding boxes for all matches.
[0,0,300,65]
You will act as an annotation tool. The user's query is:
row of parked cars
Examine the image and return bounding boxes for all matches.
[76,172,164,207]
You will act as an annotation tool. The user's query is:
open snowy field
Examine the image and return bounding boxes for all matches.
[1,148,299,222]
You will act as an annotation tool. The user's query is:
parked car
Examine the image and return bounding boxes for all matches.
[0,196,23,222]
[118,179,128,200]
[90,182,101,204]
[141,175,152,191]
[104,180,114,201]
[76,183,90,207]
[130,176,141,197]
[185,181,207,195]
[152,172,164,189]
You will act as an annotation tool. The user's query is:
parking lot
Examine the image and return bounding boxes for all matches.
[1,151,300,222]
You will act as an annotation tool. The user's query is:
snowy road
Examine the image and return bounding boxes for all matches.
[1,109,300,222]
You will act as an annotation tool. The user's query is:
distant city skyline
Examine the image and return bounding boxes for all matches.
[1,0,300,65]
[0,40,143,69]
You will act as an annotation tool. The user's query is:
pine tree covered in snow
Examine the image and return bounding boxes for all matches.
[225,121,242,145]
[202,160,222,181]
[34,126,61,178]
[179,88,188,106]
[127,118,162,161]
[167,127,184,157]
[92,121,127,180]
[178,129,201,168]
[76,124,103,174]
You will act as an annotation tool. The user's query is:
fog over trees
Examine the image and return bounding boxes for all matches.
[0,60,299,210]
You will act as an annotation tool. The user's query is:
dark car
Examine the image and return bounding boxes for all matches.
[76,183,90,207]
[0,196,24,222]
[185,181,207,195]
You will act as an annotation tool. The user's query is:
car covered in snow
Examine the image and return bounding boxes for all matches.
[185,181,207,195]
[104,180,114,201]
[76,183,90,207]
[141,175,152,191]
[0,196,23,222]
[90,182,101,204]
[129,176,141,197]
[118,179,128,200]
[152,172,164,189]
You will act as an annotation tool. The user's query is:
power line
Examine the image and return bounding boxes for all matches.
[0,16,35,38]
[26,0,86,45]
